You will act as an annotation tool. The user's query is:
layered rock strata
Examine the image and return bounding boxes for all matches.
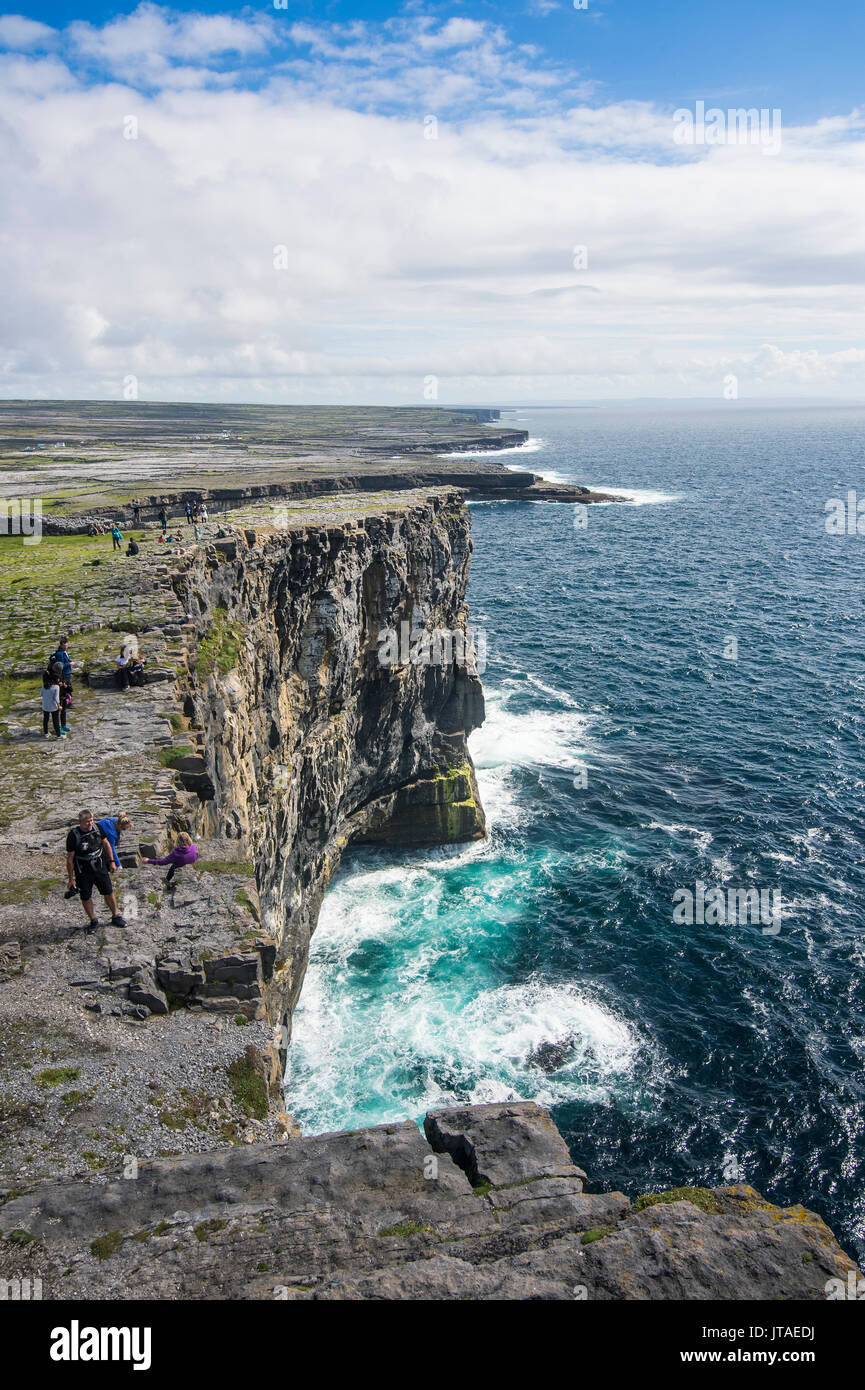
[1,1102,858,1301]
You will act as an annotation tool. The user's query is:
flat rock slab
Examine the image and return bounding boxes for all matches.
[424,1100,587,1189]
[0,1108,858,1301]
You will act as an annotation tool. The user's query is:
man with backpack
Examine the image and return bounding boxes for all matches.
[65,809,127,930]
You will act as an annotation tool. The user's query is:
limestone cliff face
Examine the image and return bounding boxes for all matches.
[177,489,485,1042]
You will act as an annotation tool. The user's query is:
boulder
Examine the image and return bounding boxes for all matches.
[127,969,169,1016]
[424,1101,587,1189]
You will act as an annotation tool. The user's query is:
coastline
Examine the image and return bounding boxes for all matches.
[0,404,856,1301]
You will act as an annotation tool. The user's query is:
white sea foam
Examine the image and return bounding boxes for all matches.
[439,437,544,459]
[469,692,592,773]
[287,966,644,1131]
[647,820,713,855]
[589,485,680,506]
[523,673,582,709]
[505,461,568,483]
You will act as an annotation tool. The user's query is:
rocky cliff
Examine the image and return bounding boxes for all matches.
[1,485,861,1301]
[2,1102,859,1300]
[175,488,485,1051]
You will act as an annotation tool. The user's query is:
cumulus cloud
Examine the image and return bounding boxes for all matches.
[0,6,864,401]
[0,14,55,49]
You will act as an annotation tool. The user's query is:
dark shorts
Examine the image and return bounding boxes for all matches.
[76,862,112,901]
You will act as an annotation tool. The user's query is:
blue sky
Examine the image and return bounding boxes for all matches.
[11,0,865,120]
[1,2,864,402]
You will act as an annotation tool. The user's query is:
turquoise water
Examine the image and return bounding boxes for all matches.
[286,404,865,1258]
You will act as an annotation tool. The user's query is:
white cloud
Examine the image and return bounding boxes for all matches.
[0,14,55,49]
[0,7,864,401]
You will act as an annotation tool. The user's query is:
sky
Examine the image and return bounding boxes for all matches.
[1,1,864,404]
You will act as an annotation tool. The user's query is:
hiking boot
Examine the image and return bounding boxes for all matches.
[110,914,127,928]
[83,918,99,932]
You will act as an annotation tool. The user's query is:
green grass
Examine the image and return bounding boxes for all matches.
[34,1067,80,1089]
[196,860,255,876]
[90,1230,124,1260]
[195,605,242,681]
[634,1186,722,1216]
[226,1049,268,1120]
[378,1220,430,1238]
[60,1089,88,1109]
[581,1226,615,1245]
[5,1229,37,1246]
[157,744,194,767]
[194,1218,226,1242]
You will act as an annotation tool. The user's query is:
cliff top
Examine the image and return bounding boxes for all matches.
[0,402,528,515]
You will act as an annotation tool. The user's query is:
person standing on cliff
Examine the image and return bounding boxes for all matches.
[65,809,127,930]
[50,636,73,682]
[159,505,168,533]
[41,669,61,739]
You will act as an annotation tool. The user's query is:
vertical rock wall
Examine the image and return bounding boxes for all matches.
[177,490,485,1050]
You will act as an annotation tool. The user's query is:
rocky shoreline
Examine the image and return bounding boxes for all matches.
[0,427,857,1299]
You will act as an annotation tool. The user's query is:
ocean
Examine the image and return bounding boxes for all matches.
[285,404,865,1259]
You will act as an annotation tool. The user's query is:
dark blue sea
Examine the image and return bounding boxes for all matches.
[286,404,865,1260]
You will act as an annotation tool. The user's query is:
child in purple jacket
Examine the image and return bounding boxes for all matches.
[146,832,199,887]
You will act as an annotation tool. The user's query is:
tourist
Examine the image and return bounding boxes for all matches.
[65,809,127,930]
[201,504,208,524]
[131,498,141,525]
[128,654,146,687]
[146,832,199,888]
[126,537,140,556]
[185,502,192,523]
[50,637,74,681]
[41,669,61,739]
[111,524,123,552]
[56,664,72,736]
[96,813,133,872]
[193,522,202,543]
[158,505,168,533]
[115,647,132,691]
[191,503,200,523]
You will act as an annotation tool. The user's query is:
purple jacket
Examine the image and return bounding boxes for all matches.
[147,845,199,868]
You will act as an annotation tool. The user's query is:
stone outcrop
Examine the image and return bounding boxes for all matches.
[1,1102,857,1301]
[176,489,486,1050]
